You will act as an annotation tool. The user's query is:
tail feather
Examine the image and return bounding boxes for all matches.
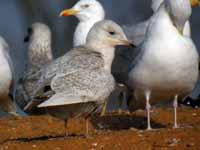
[38,93,94,108]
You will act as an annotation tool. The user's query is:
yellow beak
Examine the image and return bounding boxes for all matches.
[59,8,80,17]
[190,0,200,7]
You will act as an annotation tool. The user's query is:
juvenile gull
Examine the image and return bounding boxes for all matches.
[60,0,105,46]
[16,23,53,110]
[24,20,133,135]
[128,0,199,130]
[60,0,128,115]
[123,0,200,46]
[0,36,17,115]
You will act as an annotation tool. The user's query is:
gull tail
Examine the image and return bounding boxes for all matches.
[38,93,95,108]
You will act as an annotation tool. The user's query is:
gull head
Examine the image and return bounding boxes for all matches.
[59,0,105,22]
[24,22,51,45]
[152,0,200,13]
[165,0,192,34]
[86,20,134,49]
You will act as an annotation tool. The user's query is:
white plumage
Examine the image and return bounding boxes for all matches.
[128,0,199,130]
[60,0,105,46]
[0,36,17,114]
[123,0,191,46]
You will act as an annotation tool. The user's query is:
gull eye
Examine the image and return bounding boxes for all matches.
[81,4,90,8]
[109,31,115,35]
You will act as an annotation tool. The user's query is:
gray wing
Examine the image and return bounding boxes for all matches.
[112,43,142,84]
[123,20,149,46]
[129,45,144,72]
[38,69,115,108]
[51,69,115,97]
[25,48,106,111]
[33,46,104,98]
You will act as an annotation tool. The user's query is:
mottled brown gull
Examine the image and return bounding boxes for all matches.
[16,23,53,110]
[128,0,199,130]
[24,20,133,135]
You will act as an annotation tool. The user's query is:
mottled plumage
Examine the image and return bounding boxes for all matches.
[26,47,115,119]
[16,23,53,109]
[24,20,131,126]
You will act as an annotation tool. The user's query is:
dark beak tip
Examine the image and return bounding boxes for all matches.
[24,36,29,43]
[129,43,136,48]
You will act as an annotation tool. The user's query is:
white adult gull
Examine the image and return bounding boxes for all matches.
[24,20,133,135]
[116,0,199,114]
[0,36,17,115]
[128,0,199,130]
[59,0,105,47]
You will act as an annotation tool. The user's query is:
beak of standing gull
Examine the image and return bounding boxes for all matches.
[106,37,135,48]
[59,9,80,17]
[190,0,200,7]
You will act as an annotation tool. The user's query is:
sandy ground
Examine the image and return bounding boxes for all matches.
[0,107,200,150]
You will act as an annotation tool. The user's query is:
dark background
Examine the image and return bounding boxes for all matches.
[0,0,200,112]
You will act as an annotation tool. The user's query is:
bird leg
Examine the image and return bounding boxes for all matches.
[100,101,107,117]
[118,92,124,114]
[173,95,178,128]
[145,91,152,130]
[116,84,128,114]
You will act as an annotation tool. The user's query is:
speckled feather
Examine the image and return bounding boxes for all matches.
[25,46,115,118]
[16,23,53,109]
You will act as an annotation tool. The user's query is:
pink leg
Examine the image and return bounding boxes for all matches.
[173,95,178,128]
[145,91,152,130]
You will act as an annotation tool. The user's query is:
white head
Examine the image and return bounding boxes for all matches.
[152,0,200,12]
[86,20,134,50]
[86,20,134,71]
[165,0,192,33]
[59,0,105,22]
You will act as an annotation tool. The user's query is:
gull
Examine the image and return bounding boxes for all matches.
[24,20,133,136]
[59,0,105,46]
[116,0,199,114]
[123,0,200,46]
[60,0,128,116]
[128,0,199,130]
[0,36,17,115]
[16,23,53,110]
